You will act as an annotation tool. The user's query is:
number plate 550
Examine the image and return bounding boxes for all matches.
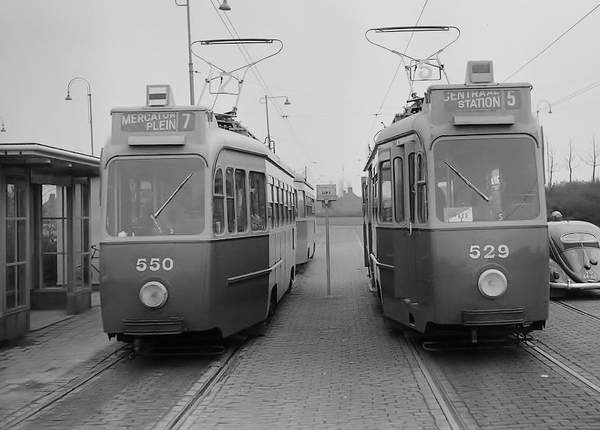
[469,244,509,259]
[136,258,174,272]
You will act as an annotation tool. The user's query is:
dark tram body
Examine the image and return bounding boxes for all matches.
[294,173,317,266]
[99,85,296,343]
[363,62,549,339]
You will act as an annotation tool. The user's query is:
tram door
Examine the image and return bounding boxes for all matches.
[392,139,421,324]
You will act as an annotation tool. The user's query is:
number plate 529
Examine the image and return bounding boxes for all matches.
[136,258,174,272]
[469,244,509,259]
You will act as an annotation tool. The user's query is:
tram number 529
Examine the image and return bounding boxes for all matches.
[469,244,509,259]
[136,257,174,272]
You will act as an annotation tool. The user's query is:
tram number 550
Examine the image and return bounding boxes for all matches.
[469,244,509,259]
[136,258,174,272]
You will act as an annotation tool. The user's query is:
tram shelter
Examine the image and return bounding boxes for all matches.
[0,143,99,341]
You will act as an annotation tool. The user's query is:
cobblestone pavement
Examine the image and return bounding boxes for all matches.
[0,305,122,426]
[178,225,450,430]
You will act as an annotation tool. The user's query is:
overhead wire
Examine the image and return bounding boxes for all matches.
[207,0,313,169]
[364,0,429,147]
[503,3,600,82]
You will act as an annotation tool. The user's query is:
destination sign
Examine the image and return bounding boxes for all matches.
[121,111,195,132]
[443,89,522,111]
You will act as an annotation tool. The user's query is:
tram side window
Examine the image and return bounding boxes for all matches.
[226,168,235,233]
[379,160,392,222]
[393,157,404,222]
[298,190,306,218]
[408,153,415,222]
[277,185,283,227]
[416,153,428,223]
[307,196,314,216]
[249,172,266,231]
[268,180,275,229]
[372,171,378,221]
[235,169,247,232]
[213,169,225,234]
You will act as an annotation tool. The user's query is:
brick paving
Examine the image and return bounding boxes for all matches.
[0,224,451,429]
[179,225,449,430]
[0,300,122,425]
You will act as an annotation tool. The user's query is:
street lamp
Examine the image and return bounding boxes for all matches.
[259,95,291,153]
[0,116,5,132]
[65,77,94,156]
[536,100,553,184]
[536,100,552,118]
[175,0,231,105]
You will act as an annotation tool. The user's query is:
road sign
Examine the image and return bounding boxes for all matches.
[316,184,337,202]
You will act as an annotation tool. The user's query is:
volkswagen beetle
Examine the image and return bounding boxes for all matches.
[548,214,600,298]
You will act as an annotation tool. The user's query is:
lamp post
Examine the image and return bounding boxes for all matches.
[536,100,553,184]
[175,0,231,105]
[536,100,552,119]
[0,116,5,132]
[259,95,291,153]
[65,77,94,156]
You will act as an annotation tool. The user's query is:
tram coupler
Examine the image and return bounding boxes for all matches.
[471,328,478,344]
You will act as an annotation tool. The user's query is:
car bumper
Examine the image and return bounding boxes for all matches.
[550,280,600,291]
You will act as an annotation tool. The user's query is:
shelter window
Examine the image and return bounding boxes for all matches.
[5,177,27,310]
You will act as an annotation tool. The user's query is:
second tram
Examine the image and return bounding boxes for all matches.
[363,61,549,340]
[294,173,317,265]
[99,85,296,344]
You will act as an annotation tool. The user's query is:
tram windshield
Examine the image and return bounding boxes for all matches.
[433,137,540,222]
[106,157,206,236]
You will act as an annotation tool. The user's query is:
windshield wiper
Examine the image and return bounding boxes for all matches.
[150,173,194,233]
[444,161,490,202]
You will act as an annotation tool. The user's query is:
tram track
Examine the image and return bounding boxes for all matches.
[553,299,600,323]
[2,345,131,430]
[519,339,600,396]
[157,335,253,430]
[404,334,471,430]
[517,298,600,397]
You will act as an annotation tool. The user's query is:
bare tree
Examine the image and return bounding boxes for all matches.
[546,138,559,186]
[582,134,599,182]
[565,139,579,183]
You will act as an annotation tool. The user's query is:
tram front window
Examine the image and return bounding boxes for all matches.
[106,157,205,236]
[434,137,540,222]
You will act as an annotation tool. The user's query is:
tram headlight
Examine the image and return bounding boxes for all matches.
[139,281,169,309]
[477,269,508,298]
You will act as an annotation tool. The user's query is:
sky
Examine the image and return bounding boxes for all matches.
[2,1,600,194]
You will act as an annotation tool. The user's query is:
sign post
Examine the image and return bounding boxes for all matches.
[316,184,337,298]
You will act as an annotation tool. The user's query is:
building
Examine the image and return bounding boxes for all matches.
[0,143,99,341]
[316,186,363,217]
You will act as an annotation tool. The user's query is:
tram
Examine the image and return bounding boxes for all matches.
[362,28,548,340]
[99,84,296,344]
[294,173,317,265]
